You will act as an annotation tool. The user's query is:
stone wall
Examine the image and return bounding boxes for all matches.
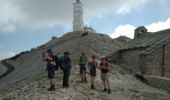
[114,41,170,77]
[165,41,170,77]
[108,51,120,64]
[119,49,141,73]
[144,47,163,76]
[144,41,170,78]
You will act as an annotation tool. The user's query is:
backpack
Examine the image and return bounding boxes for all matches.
[53,55,60,70]
[59,56,70,70]
[79,56,87,64]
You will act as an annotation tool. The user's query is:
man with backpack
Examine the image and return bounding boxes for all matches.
[79,52,87,83]
[42,51,56,91]
[59,52,71,88]
[47,49,60,71]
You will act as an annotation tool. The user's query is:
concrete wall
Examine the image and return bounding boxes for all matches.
[145,75,170,93]
[73,3,84,31]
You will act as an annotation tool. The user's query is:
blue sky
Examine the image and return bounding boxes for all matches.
[0,0,170,60]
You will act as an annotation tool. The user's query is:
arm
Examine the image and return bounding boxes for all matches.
[68,57,72,69]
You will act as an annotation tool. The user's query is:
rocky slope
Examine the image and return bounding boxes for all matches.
[0,32,127,91]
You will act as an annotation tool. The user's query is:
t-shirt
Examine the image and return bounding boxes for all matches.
[79,55,87,65]
[46,59,56,71]
[99,63,109,73]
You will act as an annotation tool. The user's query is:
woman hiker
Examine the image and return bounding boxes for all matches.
[99,57,111,94]
[88,55,98,89]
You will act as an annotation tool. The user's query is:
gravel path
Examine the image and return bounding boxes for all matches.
[0,62,7,76]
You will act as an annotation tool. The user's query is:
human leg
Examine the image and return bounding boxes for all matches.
[47,71,55,91]
[101,73,107,92]
[105,73,111,94]
[63,69,70,87]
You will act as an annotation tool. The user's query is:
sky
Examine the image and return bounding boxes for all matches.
[0,0,170,60]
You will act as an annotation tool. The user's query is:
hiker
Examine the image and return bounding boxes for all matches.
[59,52,71,88]
[79,52,87,83]
[42,51,56,91]
[88,55,97,89]
[47,49,60,71]
[99,57,111,94]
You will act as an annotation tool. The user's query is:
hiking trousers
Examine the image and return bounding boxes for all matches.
[63,69,70,87]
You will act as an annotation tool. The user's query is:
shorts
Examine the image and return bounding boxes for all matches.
[48,70,55,79]
[80,64,86,74]
[101,72,109,81]
[90,68,96,77]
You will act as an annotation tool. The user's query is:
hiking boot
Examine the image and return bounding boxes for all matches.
[102,88,107,92]
[47,85,52,90]
[108,89,111,94]
[84,79,87,83]
[48,85,55,91]
[63,84,69,88]
[91,85,95,89]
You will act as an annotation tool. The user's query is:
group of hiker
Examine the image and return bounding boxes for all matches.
[42,49,71,91]
[42,49,111,94]
[79,53,111,94]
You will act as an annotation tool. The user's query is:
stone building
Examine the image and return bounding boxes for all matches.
[111,26,170,78]
[84,26,96,33]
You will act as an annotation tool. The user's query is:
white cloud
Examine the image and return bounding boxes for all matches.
[0,0,153,33]
[146,18,170,32]
[0,1,21,32]
[0,52,16,61]
[116,0,152,14]
[110,24,135,39]
[110,18,170,39]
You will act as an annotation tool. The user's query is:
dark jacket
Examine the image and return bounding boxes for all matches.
[46,59,56,71]
[59,56,71,70]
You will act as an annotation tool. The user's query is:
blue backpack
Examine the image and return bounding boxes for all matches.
[60,56,70,70]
